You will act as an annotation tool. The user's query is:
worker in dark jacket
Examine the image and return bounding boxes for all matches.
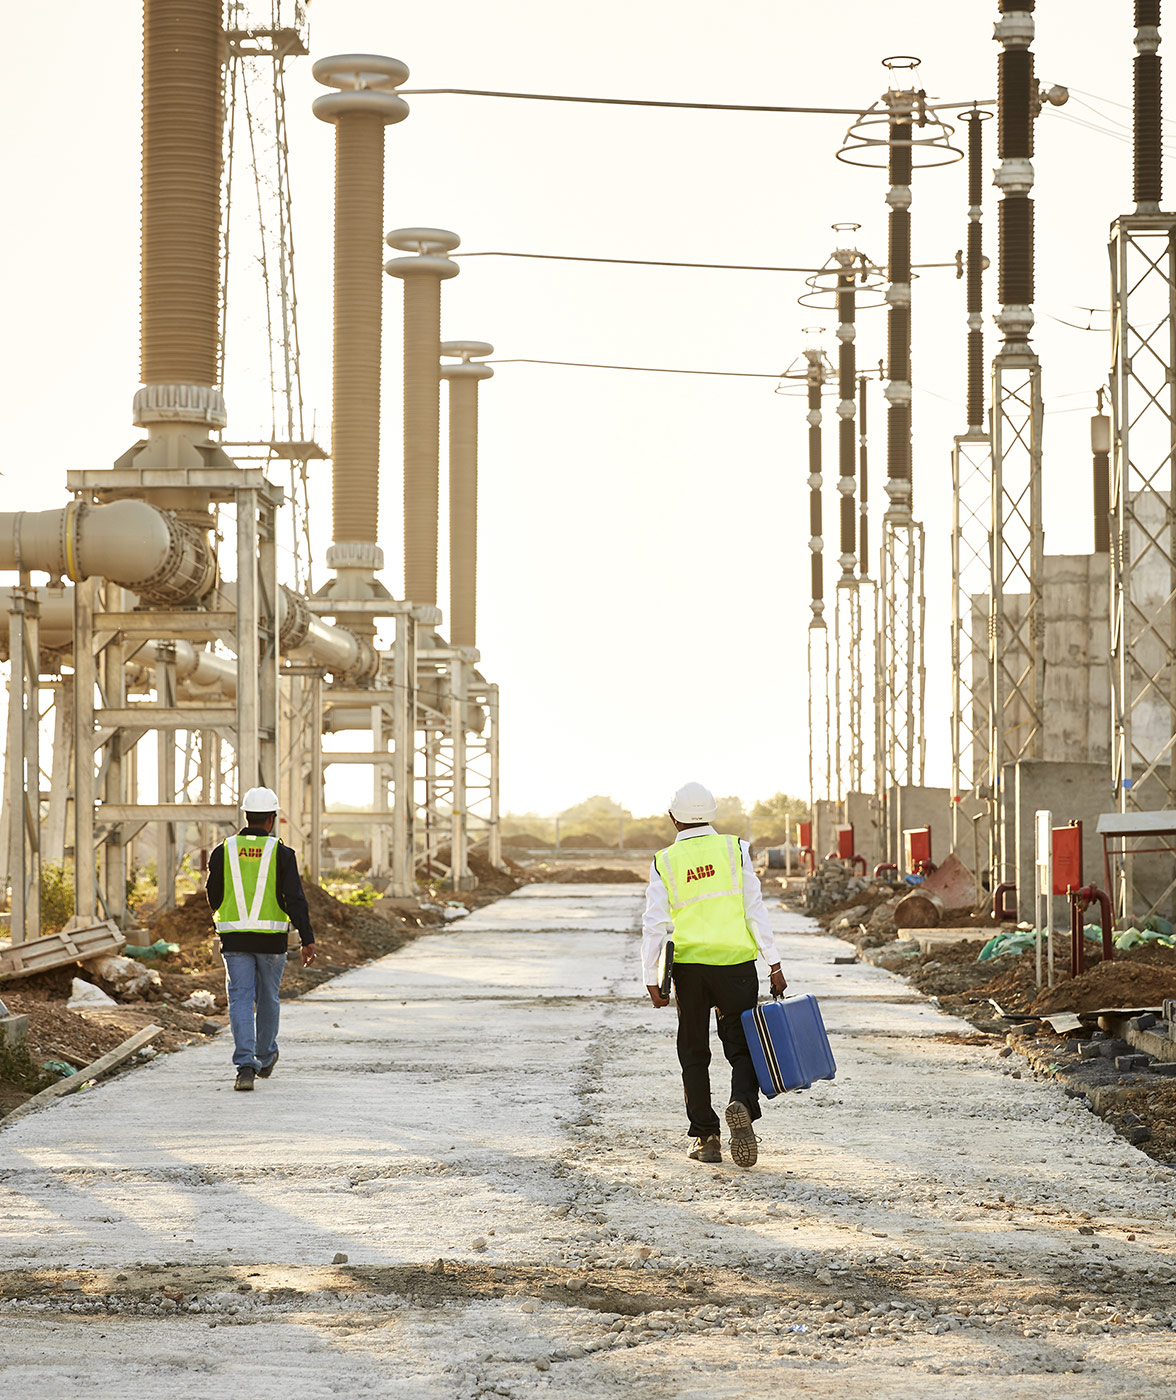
[205,786,315,1091]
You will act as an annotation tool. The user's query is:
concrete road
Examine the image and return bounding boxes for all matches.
[2,886,1176,1398]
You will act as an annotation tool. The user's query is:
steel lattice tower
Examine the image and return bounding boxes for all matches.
[988,2,1045,896]
[1110,0,1176,918]
[951,108,993,849]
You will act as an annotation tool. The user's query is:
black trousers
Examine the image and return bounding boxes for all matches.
[672,960,761,1139]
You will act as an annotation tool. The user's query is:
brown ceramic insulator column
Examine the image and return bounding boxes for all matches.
[386,230,461,609]
[995,0,1035,343]
[806,349,827,626]
[834,249,858,580]
[441,342,494,649]
[1136,0,1163,211]
[1092,397,1112,553]
[313,56,409,587]
[964,111,987,430]
[885,113,913,509]
[135,0,226,428]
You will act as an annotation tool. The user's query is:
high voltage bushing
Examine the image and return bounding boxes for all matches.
[994,2,1036,339]
[964,110,991,429]
[1136,0,1163,210]
[441,341,494,649]
[313,55,410,581]
[135,0,226,429]
[806,348,827,625]
[886,108,913,499]
[386,229,461,609]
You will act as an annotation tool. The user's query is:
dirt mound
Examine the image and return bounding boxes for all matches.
[148,891,215,948]
[559,832,610,849]
[502,833,552,850]
[417,848,524,898]
[528,865,644,884]
[1030,958,1176,1015]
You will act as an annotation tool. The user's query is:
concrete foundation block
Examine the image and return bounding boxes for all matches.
[0,1014,29,1048]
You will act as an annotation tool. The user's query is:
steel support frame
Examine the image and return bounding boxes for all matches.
[988,350,1045,887]
[834,580,863,797]
[951,429,994,845]
[69,471,281,930]
[1110,212,1176,920]
[877,517,926,809]
[4,588,41,942]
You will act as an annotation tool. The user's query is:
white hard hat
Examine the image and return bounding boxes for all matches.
[241,786,280,814]
[669,782,718,823]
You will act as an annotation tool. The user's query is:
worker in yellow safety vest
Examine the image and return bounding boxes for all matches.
[642,782,786,1167]
[205,786,316,1091]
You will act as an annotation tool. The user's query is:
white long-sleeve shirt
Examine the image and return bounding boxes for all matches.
[640,825,781,985]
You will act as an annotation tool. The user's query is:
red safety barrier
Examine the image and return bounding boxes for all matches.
[850,854,867,875]
[874,862,898,879]
[993,882,1016,921]
[800,846,816,875]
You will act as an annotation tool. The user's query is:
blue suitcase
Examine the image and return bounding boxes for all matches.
[741,993,836,1097]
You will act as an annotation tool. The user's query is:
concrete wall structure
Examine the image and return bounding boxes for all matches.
[890,785,952,876]
[845,790,884,872]
[1008,760,1112,924]
[970,552,1110,768]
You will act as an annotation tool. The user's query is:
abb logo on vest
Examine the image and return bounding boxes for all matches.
[685,863,716,884]
[240,847,264,860]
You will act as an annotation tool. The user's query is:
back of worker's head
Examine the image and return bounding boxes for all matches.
[669,782,718,827]
[241,786,279,831]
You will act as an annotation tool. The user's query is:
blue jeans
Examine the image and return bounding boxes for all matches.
[222,952,286,1070]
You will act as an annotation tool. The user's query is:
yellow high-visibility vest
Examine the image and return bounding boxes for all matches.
[214,835,291,935]
[653,833,757,965]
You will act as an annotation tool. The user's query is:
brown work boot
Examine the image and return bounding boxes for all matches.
[725,1101,758,1167]
[687,1135,722,1163]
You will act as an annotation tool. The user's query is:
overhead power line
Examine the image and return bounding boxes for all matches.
[488,357,783,378]
[455,251,959,273]
[400,88,991,116]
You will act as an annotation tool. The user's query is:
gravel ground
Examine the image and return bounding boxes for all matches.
[1,887,1176,1397]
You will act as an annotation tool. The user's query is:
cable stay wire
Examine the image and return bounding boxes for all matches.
[400,87,991,116]
[455,251,958,273]
[488,358,785,379]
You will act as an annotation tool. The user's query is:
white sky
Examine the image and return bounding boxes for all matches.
[0,1,1146,818]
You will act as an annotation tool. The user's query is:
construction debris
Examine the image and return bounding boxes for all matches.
[0,922,125,983]
[1,1025,163,1126]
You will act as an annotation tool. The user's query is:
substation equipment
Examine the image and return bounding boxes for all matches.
[1109,0,1176,919]
[0,0,504,959]
[836,58,961,862]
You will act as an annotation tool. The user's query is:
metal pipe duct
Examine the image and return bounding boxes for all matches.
[0,501,214,604]
[171,640,237,695]
[219,582,377,680]
[312,55,409,587]
[441,341,493,648]
[386,228,460,607]
[135,0,227,432]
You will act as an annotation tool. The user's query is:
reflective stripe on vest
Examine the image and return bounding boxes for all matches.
[214,835,291,934]
[654,832,757,966]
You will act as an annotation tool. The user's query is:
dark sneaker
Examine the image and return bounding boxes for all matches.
[725,1101,758,1167]
[688,1135,722,1164]
[257,1049,279,1080]
[234,1067,256,1092]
